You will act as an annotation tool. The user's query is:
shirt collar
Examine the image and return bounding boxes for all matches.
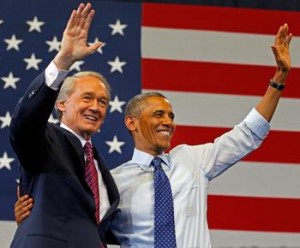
[131,148,171,170]
[60,123,91,147]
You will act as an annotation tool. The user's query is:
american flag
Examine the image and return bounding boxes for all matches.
[0,0,300,247]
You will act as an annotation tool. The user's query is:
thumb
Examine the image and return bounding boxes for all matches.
[271,45,279,58]
[88,41,103,54]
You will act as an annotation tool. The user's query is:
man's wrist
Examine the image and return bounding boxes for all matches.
[53,53,74,71]
[45,61,69,90]
[269,79,285,91]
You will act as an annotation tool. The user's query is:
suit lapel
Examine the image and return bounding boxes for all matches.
[58,125,86,172]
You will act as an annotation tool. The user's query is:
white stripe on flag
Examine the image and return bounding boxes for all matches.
[209,161,300,199]
[142,27,300,67]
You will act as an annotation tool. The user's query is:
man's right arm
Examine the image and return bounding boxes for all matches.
[10,2,102,169]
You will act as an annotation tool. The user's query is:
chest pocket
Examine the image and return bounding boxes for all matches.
[172,184,198,217]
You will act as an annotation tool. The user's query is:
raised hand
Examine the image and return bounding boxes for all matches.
[53,2,102,70]
[271,23,292,73]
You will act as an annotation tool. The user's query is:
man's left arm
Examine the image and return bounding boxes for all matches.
[255,23,292,122]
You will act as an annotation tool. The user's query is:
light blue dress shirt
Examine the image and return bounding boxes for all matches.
[110,108,270,248]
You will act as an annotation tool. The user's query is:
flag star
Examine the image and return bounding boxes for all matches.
[48,113,59,124]
[46,36,61,52]
[4,34,23,51]
[108,56,126,73]
[23,53,43,70]
[1,72,20,89]
[105,135,125,154]
[109,19,127,36]
[26,16,45,32]
[0,20,3,25]
[70,61,85,71]
[0,152,15,170]
[89,38,105,54]
[109,96,126,113]
[0,111,11,128]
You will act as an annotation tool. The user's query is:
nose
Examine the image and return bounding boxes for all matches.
[89,99,99,111]
[162,115,174,126]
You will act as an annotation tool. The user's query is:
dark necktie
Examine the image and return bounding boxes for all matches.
[152,157,176,248]
[84,142,100,223]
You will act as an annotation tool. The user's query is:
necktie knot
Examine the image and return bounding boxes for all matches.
[151,157,163,171]
[84,142,94,159]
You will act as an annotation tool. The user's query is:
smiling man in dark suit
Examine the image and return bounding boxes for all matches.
[9,3,119,248]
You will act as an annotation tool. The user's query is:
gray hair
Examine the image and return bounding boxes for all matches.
[125,91,167,117]
[55,71,111,121]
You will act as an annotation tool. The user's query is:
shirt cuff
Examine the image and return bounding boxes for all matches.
[243,108,270,139]
[45,61,69,90]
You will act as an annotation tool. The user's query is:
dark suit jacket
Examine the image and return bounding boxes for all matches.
[9,72,120,248]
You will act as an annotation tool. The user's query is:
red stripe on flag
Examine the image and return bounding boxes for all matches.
[170,126,300,164]
[208,195,300,232]
[143,58,300,98]
[143,3,300,35]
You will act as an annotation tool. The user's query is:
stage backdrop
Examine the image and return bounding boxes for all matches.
[0,0,300,247]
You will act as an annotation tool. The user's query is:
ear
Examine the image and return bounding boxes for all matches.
[56,101,66,112]
[125,115,137,132]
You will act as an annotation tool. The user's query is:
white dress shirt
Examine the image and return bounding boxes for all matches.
[110,108,270,248]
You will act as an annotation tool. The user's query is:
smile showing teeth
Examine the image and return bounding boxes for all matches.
[85,115,97,121]
[159,131,170,136]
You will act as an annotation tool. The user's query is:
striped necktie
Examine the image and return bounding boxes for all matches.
[152,157,176,248]
[84,142,100,223]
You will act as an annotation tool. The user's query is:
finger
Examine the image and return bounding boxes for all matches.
[22,202,33,211]
[16,201,33,216]
[15,195,29,208]
[274,25,283,46]
[79,2,92,19]
[281,23,288,39]
[76,2,85,14]
[83,8,95,34]
[78,4,94,32]
[21,211,31,219]
[20,211,31,220]
[15,196,32,217]
[65,10,78,31]
[20,198,33,209]
[274,24,289,47]
[16,210,31,225]
[66,3,85,31]
[286,33,293,45]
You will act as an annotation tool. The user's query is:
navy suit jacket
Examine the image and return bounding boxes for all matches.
[9,72,120,248]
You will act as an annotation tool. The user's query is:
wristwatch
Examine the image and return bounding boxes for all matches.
[269,79,285,91]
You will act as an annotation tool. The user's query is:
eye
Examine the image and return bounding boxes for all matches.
[153,112,163,118]
[98,98,108,107]
[169,113,175,120]
[83,95,92,102]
